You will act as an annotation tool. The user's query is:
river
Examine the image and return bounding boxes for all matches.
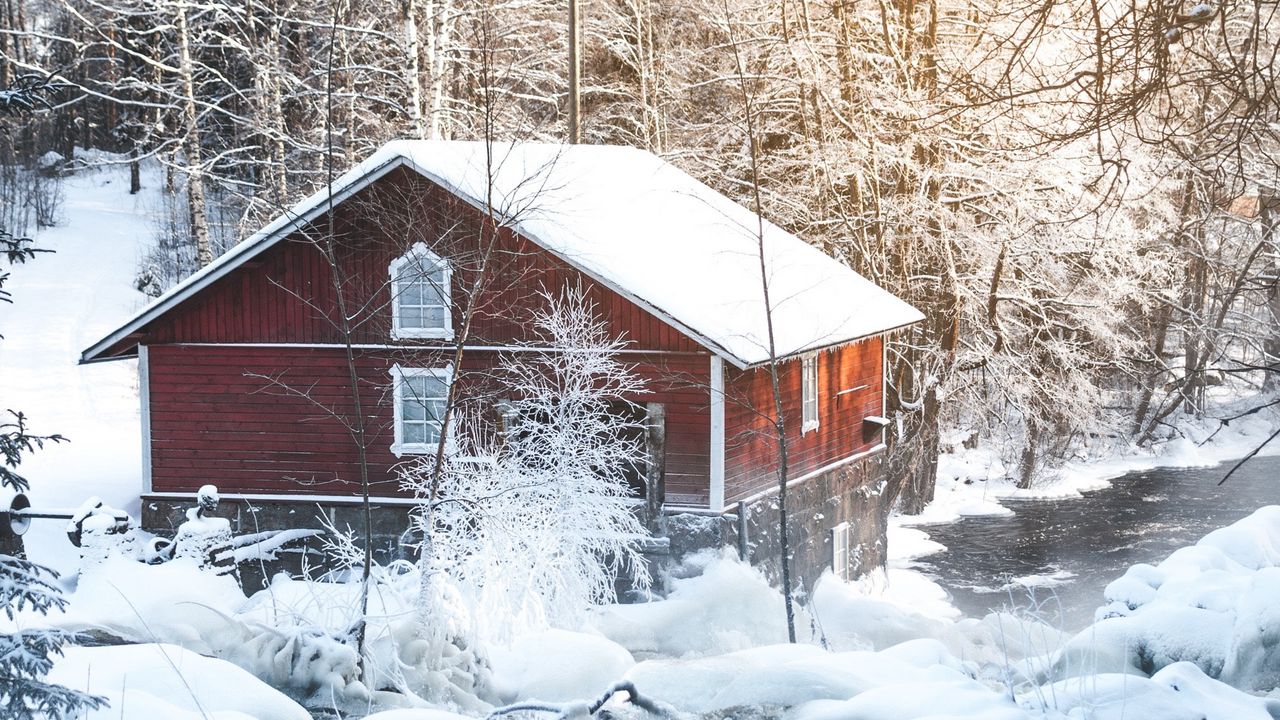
[910,454,1280,631]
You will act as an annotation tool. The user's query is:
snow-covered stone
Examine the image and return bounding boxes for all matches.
[489,629,635,703]
[47,643,311,720]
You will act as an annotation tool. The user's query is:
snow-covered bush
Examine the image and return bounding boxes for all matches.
[405,287,652,647]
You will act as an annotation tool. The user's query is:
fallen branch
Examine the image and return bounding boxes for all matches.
[486,680,674,719]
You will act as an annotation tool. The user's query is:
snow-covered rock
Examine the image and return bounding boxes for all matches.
[1034,661,1280,720]
[587,550,801,657]
[49,555,247,650]
[489,629,634,703]
[626,640,1001,716]
[1051,506,1280,691]
[47,643,311,720]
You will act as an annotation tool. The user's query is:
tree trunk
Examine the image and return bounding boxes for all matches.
[1263,200,1280,390]
[176,2,212,266]
[403,0,426,139]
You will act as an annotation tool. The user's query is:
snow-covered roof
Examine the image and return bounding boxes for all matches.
[82,141,923,368]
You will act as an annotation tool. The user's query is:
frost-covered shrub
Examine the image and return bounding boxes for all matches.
[235,566,493,712]
[405,287,652,648]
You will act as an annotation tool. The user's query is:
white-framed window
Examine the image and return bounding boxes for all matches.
[801,354,819,433]
[390,242,453,340]
[391,365,453,456]
[831,522,850,580]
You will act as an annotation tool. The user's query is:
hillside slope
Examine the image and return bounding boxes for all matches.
[0,157,160,573]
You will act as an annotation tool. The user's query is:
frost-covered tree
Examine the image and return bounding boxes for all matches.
[405,286,651,644]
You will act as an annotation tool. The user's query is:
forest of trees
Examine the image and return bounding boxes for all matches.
[0,0,1275,509]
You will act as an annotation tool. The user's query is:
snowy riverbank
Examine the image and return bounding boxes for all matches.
[896,398,1280,529]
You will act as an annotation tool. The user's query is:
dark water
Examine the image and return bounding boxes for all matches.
[910,455,1280,631]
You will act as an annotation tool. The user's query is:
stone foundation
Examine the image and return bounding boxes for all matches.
[142,495,418,591]
[732,452,890,594]
[141,451,889,595]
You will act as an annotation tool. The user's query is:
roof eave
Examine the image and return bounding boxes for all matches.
[738,316,925,370]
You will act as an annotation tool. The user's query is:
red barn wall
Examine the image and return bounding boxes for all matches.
[146,345,711,504]
[136,167,704,353]
[722,337,884,504]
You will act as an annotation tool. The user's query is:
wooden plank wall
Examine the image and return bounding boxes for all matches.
[132,166,718,502]
[140,167,703,353]
[147,343,711,501]
[722,336,884,504]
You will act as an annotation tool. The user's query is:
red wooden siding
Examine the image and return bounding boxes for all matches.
[147,345,711,504]
[135,167,704,354]
[722,337,884,504]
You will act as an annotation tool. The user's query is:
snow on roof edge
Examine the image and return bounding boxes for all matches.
[82,141,924,366]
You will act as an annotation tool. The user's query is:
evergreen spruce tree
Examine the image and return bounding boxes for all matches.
[0,76,107,719]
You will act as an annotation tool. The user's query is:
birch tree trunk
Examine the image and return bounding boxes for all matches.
[176,0,211,266]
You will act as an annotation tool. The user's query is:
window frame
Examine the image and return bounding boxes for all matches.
[389,242,454,341]
[390,364,454,457]
[801,353,819,434]
[831,521,850,581]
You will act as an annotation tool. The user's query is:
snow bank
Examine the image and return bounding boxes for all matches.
[810,571,951,651]
[587,550,799,657]
[626,640,1012,717]
[1033,661,1280,720]
[489,629,634,703]
[38,556,247,649]
[363,712,474,720]
[1050,506,1280,691]
[48,643,311,720]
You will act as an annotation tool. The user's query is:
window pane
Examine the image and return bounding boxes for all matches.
[423,306,447,328]
[403,398,427,421]
[400,281,424,305]
[420,376,447,397]
[423,424,441,446]
[427,399,446,422]
[401,307,426,328]
[404,422,427,445]
[418,256,442,275]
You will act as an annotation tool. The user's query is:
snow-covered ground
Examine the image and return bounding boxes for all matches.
[901,407,1280,528]
[13,515,1280,719]
[0,153,158,575]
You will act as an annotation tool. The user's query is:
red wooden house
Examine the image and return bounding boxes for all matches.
[82,141,922,583]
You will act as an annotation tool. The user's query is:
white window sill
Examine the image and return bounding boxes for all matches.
[391,443,450,458]
[801,421,820,435]
[391,328,455,341]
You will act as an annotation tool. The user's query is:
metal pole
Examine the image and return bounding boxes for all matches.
[568,0,581,143]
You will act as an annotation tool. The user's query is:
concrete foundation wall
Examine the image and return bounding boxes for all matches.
[142,495,418,590]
